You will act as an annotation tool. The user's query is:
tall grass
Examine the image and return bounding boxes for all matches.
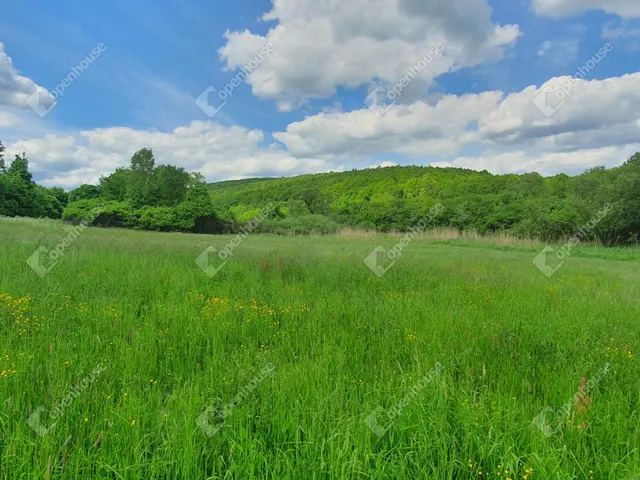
[1,218,639,479]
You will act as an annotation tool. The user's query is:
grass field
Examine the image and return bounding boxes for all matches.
[1,217,640,479]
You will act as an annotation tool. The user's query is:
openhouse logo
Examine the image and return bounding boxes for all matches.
[533,203,612,277]
[364,203,444,277]
[27,363,105,437]
[532,42,613,118]
[196,203,274,277]
[26,204,105,277]
[364,43,444,117]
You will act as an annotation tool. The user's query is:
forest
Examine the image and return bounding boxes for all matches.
[1,139,639,245]
[208,152,640,245]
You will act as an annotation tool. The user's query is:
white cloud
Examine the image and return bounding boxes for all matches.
[0,42,53,109]
[5,121,330,189]
[275,91,502,157]
[219,0,520,110]
[0,110,23,127]
[602,21,640,39]
[272,72,640,173]
[533,0,640,18]
[478,73,640,148]
[7,69,640,189]
[431,145,639,175]
[367,161,398,169]
[537,38,579,66]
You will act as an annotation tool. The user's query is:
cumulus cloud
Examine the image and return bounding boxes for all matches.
[275,91,502,156]
[0,42,53,109]
[533,0,640,18]
[273,72,640,172]
[5,121,331,188]
[219,0,520,109]
[478,73,640,148]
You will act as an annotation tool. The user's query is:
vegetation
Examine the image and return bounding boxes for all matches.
[2,139,639,244]
[1,217,639,478]
[0,141,69,219]
[209,153,640,244]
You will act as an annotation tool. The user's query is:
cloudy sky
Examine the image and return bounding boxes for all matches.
[1,0,639,189]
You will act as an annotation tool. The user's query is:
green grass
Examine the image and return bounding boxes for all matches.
[1,217,639,479]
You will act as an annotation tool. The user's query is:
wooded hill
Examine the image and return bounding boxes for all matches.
[208,154,640,244]
[2,138,639,245]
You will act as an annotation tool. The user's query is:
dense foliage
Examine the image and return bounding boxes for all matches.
[2,138,639,244]
[210,153,640,245]
[61,148,232,233]
[0,143,231,233]
[0,142,69,218]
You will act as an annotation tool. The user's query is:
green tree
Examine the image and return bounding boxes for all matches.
[127,148,156,207]
[7,153,33,184]
[99,168,131,201]
[69,184,101,203]
[149,164,190,206]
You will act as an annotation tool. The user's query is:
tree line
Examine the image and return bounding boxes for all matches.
[0,144,237,233]
[0,141,69,218]
[209,153,640,245]
[1,139,639,245]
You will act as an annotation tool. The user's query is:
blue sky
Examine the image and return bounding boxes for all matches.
[0,0,639,188]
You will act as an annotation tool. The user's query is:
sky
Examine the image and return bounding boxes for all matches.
[0,0,639,189]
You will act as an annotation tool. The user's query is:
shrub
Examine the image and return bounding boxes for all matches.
[259,215,341,235]
[135,206,178,231]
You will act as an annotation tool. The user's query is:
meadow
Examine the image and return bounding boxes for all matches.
[1,217,640,479]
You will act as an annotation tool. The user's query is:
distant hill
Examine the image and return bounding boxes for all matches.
[207,159,640,244]
[208,177,277,191]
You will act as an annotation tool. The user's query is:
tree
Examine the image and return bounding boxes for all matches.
[149,164,190,206]
[130,148,155,174]
[7,153,32,184]
[623,152,640,167]
[69,184,101,203]
[0,141,5,172]
[47,187,69,208]
[127,148,156,207]
[99,168,131,201]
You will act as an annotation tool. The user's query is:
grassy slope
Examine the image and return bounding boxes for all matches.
[1,218,639,479]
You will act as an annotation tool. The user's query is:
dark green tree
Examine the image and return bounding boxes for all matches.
[99,168,131,201]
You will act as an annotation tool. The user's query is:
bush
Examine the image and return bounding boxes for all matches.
[62,199,103,223]
[135,206,178,231]
[63,200,134,228]
[259,215,341,235]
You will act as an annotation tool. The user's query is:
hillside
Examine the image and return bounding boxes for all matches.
[207,158,640,243]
